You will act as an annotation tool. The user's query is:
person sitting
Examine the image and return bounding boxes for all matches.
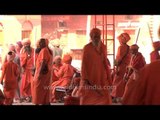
[51,54,77,103]
[52,56,62,83]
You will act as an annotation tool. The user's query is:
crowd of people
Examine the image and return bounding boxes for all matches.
[0,27,160,105]
[0,37,78,105]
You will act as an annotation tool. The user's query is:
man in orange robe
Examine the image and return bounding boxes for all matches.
[1,44,22,102]
[122,60,160,105]
[32,38,53,105]
[78,28,112,105]
[111,33,131,102]
[150,41,160,63]
[0,51,20,105]
[51,54,76,103]
[20,38,34,102]
[122,44,146,103]
[52,56,62,82]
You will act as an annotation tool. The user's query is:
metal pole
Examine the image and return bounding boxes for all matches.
[102,15,104,43]
[135,27,141,44]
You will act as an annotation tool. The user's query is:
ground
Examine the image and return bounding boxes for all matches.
[12,101,64,105]
[12,101,121,105]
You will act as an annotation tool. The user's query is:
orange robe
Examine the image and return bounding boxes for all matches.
[79,42,112,105]
[122,52,146,102]
[32,47,53,104]
[111,44,131,98]
[122,60,160,105]
[150,50,160,63]
[130,52,146,71]
[1,61,19,105]
[20,48,34,98]
[51,64,75,102]
[52,64,62,82]
[30,52,39,98]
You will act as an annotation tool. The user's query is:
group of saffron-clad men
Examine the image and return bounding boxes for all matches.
[0,27,160,105]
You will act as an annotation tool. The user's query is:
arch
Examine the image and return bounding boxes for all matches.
[22,20,33,40]
[22,20,33,30]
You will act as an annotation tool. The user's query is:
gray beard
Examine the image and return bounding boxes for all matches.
[92,41,99,47]
[92,40,101,47]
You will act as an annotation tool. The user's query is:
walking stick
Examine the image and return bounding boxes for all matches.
[135,27,141,44]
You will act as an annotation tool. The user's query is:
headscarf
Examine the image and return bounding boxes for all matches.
[22,38,31,46]
[8,44,15,51]
[130,44,139,50]
[152,41,160,50]
[50,39,60,47]
[117,33,130,44]
[16,41,23,49]
[53,55,61,63]
[7,51,16,61]
[62,54,72,64]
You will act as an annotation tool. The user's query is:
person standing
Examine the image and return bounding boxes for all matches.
[0,51,20,105]
[20,38,34,102]
[78,28,112,105]
[32,38,53,105]
[111,33,131,102]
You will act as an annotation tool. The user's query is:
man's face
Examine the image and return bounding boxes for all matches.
[130,49,137,55]
[55,58,61,65]
[91,33,101,46]
[24,44,31,52]
[39,39,46,48]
